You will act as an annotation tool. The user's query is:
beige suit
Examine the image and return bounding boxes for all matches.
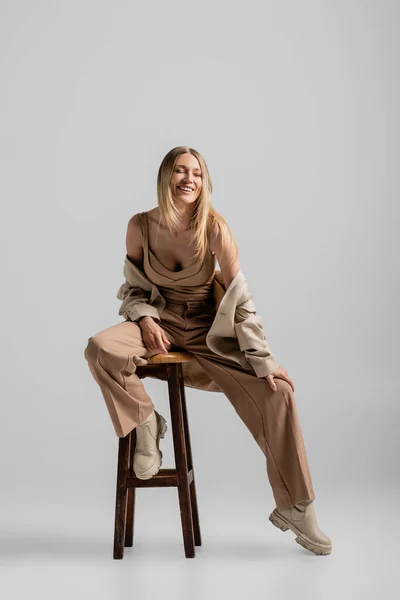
[84,212,315,510]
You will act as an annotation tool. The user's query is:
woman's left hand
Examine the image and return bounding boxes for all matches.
[265,367,295,393]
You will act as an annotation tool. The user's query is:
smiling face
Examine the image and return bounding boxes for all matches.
[170,153,203,209]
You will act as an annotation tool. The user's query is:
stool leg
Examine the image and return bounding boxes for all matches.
[179,364,202,547]
[167,364,195,558]
[125,429,137,547]
[113,433,130,559]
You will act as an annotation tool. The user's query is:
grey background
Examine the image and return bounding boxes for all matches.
[1,0,398,598]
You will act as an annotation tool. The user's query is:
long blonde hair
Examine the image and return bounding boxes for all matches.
[156,146,238,264]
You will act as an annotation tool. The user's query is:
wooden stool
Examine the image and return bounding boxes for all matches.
[113,351,202,559]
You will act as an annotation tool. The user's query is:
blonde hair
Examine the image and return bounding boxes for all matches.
[156,146,238,265]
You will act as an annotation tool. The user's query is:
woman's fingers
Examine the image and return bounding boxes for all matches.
[142,326,171,354]
[266,375,277,392]
[155,331,169,354]
[162,331,171,348]
[266,374,295,393]
[144,335,160,354]
[265,366,296,393]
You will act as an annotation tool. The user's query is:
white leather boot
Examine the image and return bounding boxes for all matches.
[269,500,332,555]
[133,410,168,480]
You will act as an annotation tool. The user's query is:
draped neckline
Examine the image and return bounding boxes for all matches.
[141,211,215,282]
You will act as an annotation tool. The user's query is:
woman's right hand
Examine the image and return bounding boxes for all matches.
[139,316,171,354]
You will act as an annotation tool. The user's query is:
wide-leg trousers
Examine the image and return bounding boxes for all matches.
[84,297,316,510]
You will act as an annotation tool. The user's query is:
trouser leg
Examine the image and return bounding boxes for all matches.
[195,353,315,510]
[84,320,175,438]
[175,317,316,511]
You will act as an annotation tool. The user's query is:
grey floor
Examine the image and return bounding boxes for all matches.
[1,478,398,600]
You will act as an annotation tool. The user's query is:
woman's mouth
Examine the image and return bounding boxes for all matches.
[177,186,194,194]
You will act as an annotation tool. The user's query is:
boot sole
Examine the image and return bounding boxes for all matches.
[134,413,168,480]
[269,509,332,555]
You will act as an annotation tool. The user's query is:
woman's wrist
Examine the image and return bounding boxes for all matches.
[138,315,153,327]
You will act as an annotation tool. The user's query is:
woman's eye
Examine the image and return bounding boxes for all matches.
[175,169,202,177]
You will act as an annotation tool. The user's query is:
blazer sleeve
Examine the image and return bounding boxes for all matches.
[116,281,162,323]
[234,296,280,377]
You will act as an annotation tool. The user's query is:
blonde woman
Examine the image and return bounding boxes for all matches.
[84,146,332,555]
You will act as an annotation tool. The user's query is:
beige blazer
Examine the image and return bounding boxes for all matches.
[116,255,279,393]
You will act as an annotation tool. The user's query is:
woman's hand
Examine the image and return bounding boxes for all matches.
[139,316,171,354]
[265,367,295,393]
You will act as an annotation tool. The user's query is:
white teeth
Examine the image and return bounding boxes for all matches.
[179,187,193,192]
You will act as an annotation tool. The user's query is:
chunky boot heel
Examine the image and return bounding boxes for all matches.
[269,512,289,532]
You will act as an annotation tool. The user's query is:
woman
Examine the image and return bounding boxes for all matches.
[84,146,332,555]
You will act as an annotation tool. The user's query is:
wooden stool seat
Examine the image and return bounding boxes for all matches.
[145,351,196,364]
[113,351,201,559]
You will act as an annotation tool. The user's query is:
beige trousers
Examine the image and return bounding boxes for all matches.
[84,298,316,510]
